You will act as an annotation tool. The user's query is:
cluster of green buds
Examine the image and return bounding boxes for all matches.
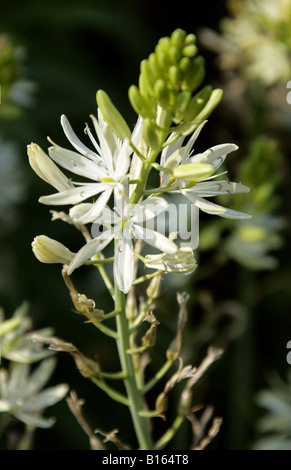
[127,28,223,148]
[95,29,223,153]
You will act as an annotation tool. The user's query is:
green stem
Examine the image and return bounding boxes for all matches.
[130,296,155,332]
[114,284,154,450]
[155,414,185,450]
[129,148,161,205]
[93,254,114,298]
[90,376,129,406]
[141,357,174,394]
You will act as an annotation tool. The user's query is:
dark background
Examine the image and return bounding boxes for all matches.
[0,0,290,450]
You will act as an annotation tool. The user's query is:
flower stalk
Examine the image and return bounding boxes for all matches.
[27,28,251,450]
[114,283,153,449]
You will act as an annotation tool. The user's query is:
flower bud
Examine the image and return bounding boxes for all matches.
[156,48,171,74]
[181,62,205,93]
[142,118,161,149]
[139,59,155,96]
[184,33,196,46]
[96,90,131,140]
[142,323,158,348]
[182,44,197,58]
[155,391,168,412]
[32,235,75,264]
[174,90,191,120]
[173,162,215,182]
[179,56,192,73]
[192,88,223,124]
[128,85,154,119]
[27,143,72,192]
[169,65,181,88]
[146,275,162,299]
[171,29,187,48]
[169,44,181,64]
[183,85,213,122]
[154,79,171,108]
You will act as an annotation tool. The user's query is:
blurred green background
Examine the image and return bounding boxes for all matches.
[0,0,291,450]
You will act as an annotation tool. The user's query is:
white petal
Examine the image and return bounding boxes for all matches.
[114,229,134,293]
[133,224,177,253]
[67,230,114,275]
[14,411,56,428]
[22,384,69,412]
[185,180,250,197]
[61,115,99,160]
[69,203,94,221]
[191,143,238,170]
[39,183,109,205]
[48,145,107,180]
[27,357,57,395]
[130,197,168,223]
[187,195,251,219]
[114,138,131,179]
[181,120,207,163]
[160,150,182,187]
[90,114,114,174]
[73,189,112,224]
[96,205,118,226]
[130,115,143,147]
[160,134,185,168]
[113,182,129,217]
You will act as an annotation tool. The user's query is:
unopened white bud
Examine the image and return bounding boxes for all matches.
[32,235,75,264]
[27,143,72,192]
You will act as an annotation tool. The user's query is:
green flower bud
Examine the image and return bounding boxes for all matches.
[128,84,154,119]
[183,85,213,122]
[173,162,215,182]
[192,88,223,123]
[179,56,192,73]
[169,65,182,88]
[181,56,205,92]
[157,36,171,53]
[148,52,160,81]
[170,28,187,48]
[96,90,131,140]
[156,48,171,75]
[174,90,191,120]
[182,44,198,58]
[140,59,156,95]
[184,33,196,46]
[142,118,161,149]
[169,44,181,64]
[154,79,171,107]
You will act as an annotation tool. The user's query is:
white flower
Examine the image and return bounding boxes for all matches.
[160,121,251,220]
[28,110,142,224]
[144,247,197,274]
[67,188,178,293]
[0,302,54,364]
[0,358,69,428]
